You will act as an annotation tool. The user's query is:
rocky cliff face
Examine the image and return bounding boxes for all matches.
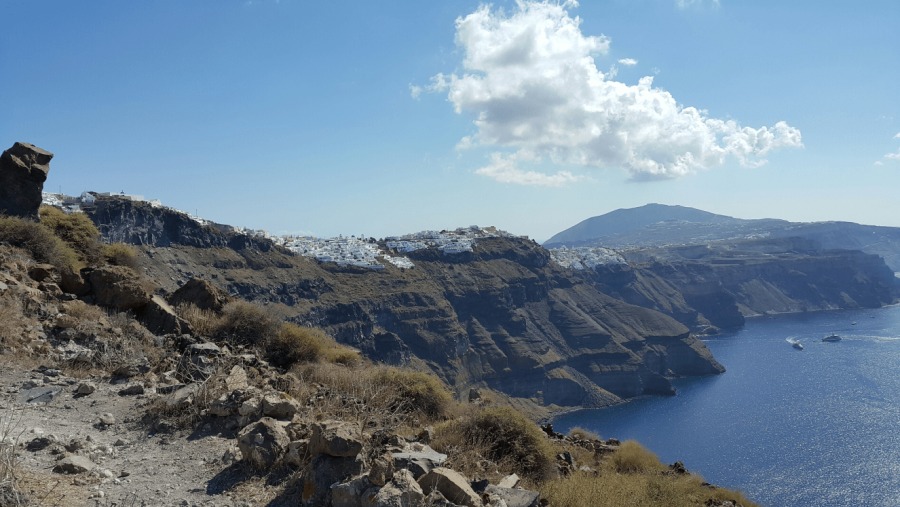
[82,202,899,410]
[0,142,53,220]
[581,238,899,333]
[84,195,277,252]
[80,200,723,408]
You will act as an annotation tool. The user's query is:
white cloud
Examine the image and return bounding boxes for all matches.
[618,58,638,66]
[894,132,900,139]
[426,1,802,185]
[475,152,583,187]
[676,0,720,9]
[886,149,900,161]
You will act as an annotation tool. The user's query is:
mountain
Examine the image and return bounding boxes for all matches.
[545,204,900,271]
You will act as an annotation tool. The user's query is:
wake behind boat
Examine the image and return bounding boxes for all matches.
[786,337,804,350]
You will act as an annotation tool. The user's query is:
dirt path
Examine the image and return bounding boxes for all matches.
[0,359,270,507]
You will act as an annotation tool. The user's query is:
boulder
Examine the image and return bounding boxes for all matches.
[301,453,364,506]
[331,475,372,507]
[485,485,540,507]
[237,417,290,469]
[85,266,151,310]
[261,392,300,420]
[74,382,97,396]
[367,469,425,507]
[168,277,230,312]
[284,439,309,467]
[309,420,363,458]
[52,455,95,474]
[139,294,188,335]
[417,468,482,507]
[368,453,394,487]
[391,446,448,479]
[0,142,53,220]
[27,264,56,282]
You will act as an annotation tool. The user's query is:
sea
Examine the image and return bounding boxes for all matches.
[553,305,900,507]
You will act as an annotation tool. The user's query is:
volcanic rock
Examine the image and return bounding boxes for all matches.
[0,142,53,220]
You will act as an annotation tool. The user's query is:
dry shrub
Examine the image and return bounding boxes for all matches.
[291,362,455,431]
[0,215,80,272]
[0,411,27,507]
[540,470,759,507]
[102,242,140,268]
[610,440,666,474]
[176,303,222,338]
[266,323,360,367]
[39,206,102,266]
[433,406,555,482]
[371,367,454,421]
[0,294,26,352]
[568,426,601,441]
[215,300,279,346]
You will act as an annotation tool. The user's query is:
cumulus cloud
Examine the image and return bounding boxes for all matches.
[894,132,900,139]
[426,1,801,186]
[617,58,638,66]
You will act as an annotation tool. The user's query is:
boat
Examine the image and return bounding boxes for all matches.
[792,341,804,350]
[822,334,841,342]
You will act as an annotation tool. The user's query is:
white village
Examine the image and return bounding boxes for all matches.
[41,192,626,271]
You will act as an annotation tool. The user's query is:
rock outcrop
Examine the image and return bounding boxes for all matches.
[0,142,53,220]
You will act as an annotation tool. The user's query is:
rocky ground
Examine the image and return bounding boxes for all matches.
[0,359,258,507]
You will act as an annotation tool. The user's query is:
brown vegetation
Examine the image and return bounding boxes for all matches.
[38,206,103,267]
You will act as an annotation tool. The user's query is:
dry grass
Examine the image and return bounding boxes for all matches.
[0,215,81,272]
[176,303,222,338]
[432,405,556,483]
[539,441,759,507]
[540,469,758,507]
[291,362,456,432]
[0,410,27,507]
[568,426,601,441]
[102,242,140,269]
[39,206,103,267]
[265,323,360,368]
[610,440,667,474]
[0,294,26,353]
[215,300,279,346]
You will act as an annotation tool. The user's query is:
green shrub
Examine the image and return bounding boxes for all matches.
[214,300,279,346]
[39,206,102,266]
[610,440,665,474]
[0,215,80,272]
[103,242,140,268]
[373,367,454,421]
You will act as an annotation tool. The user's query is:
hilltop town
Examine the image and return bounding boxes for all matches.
[41,192,628,273]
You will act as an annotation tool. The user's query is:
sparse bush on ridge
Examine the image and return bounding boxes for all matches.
[266,323,359,367]
[611,440,666,474]
[567,426,601,441]
[39,206,103,266]
[102,242,140,268]
[214,300,280,346]
[372,367,454,420]
[433,405,556,482]
[0,215,81,272]
[176,303,222,338]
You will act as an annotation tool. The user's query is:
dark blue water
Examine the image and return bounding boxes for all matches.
[554,305,900,507]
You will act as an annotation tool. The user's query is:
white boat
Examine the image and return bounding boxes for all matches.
[822,334,841,342]
[792,341,804,350]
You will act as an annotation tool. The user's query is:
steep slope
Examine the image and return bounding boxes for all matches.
[580,238,899,333]
[83,197,723,409]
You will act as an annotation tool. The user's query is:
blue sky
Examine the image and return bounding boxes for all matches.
[2,0,898,241]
